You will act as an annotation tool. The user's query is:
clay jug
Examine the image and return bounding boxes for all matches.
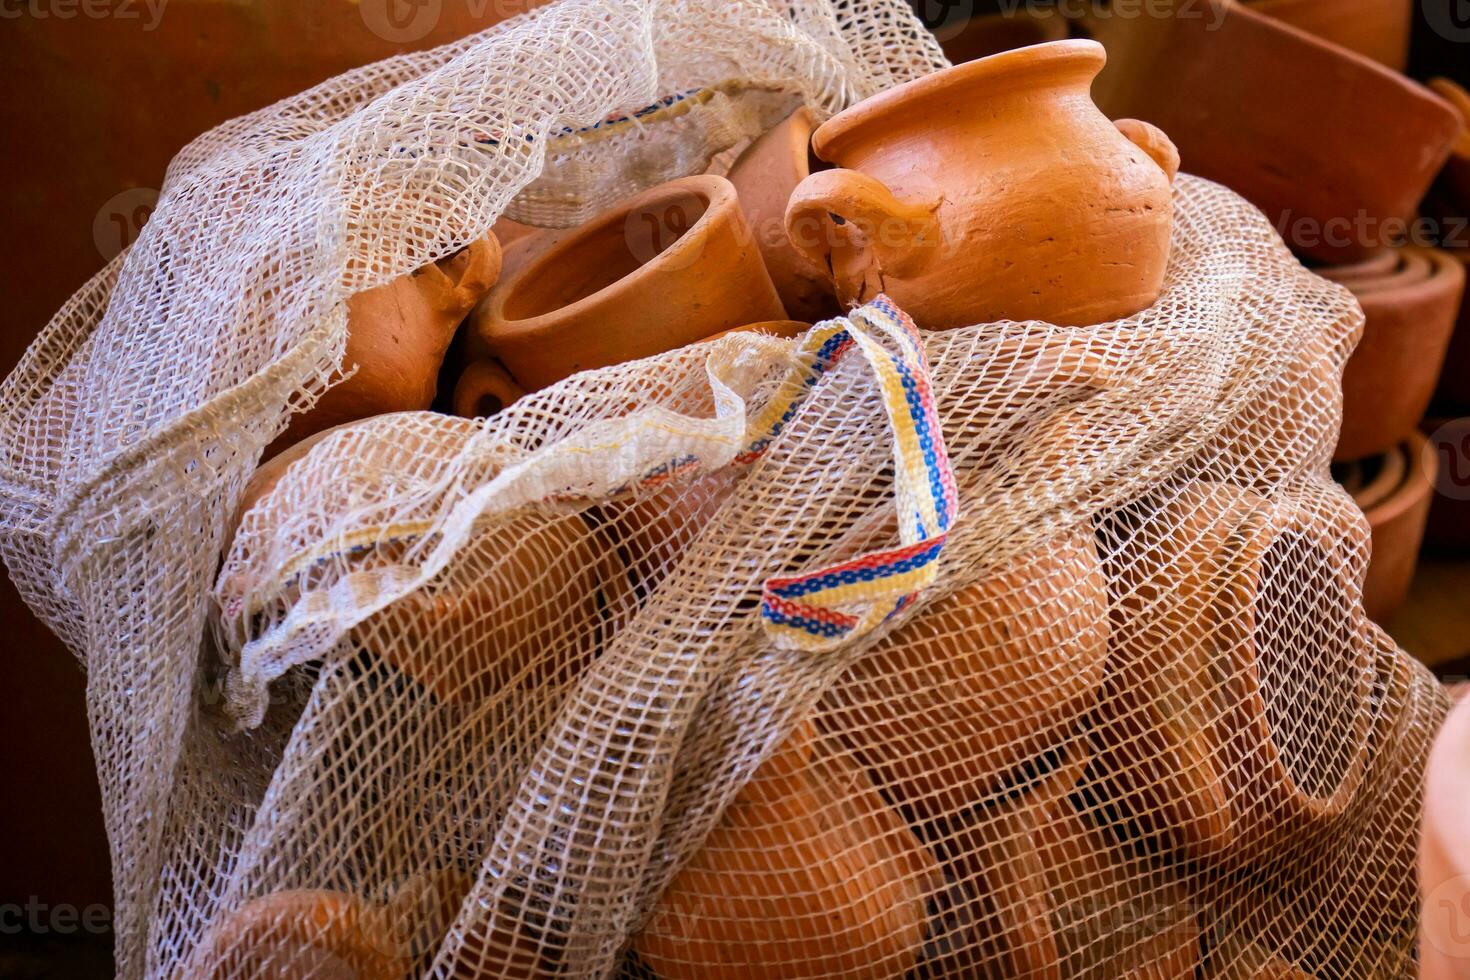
[634,722,937,980]
[472,175,786,392]
[727,108,840,321]
[785,40,1178,329]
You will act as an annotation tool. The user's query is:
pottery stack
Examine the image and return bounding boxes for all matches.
[1081,0,1467,625]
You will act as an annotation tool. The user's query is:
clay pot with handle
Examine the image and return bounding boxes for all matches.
[785,39,1178,329]
[471,175,786,393]
[272,235,502,453]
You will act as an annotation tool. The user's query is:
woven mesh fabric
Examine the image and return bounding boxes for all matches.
[0,1,1450,978]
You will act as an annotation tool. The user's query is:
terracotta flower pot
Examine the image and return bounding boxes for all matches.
[633,722,938,980]
[272,235,502,453]
[1244,0,1412,70]
[1093,482,1374,864]
[819,528,1110,823]
[1420,693,1470,979]
[1346,432,1436,623]
[1427,78,1470,216]
[726,109,840,322]
[181,889,409,980]
[1421,416,1470,556]
[939,8,1070,64]
[472,175,786,392]
[1088,0,1461,264]
[785,40,1178,328]
[923,743,1201,979]
[1319,247,1466,462]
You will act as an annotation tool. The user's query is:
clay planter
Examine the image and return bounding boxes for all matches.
[1244,0,1411,70]
[1422,694,1470,979]
[1421,416,1470,555]
[472,175,786,392]
[633,723,938,980]
[785,40,1178,329]
[820,528,1110,823]
[181,889,409,980]
[1428,78,1470,216]
[940,8,1070,64]
[1346,432,1436,623]
[1088,0,1461,264]
[726,109,840,321]
[1093,482,1374,865]
[1319,247,1466,462]
[273,236,502,453]
[922,744,1200,979]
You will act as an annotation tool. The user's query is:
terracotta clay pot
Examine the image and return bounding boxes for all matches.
[633,722,938,980]
[1323,247,1466,462]
[1093,482,1374,864]
[1244,0,1411,70]
[924,743,1201,979]
[233,419,628,704]
[785,40,1178,328]
[273,236,502,453]
[1428,78,1470,216]
[819,528,1110,823]
[1421,416,1470,556]
[1088,0,1461,264]
[726,109,840,322]
[472,175,786,392]
[940,8,1071,64]
[181,889,409,980]
[1348,432,1436,623]
[1421,694,1470,980]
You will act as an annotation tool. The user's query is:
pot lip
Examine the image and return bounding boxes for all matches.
[1342,246,1465,300]
[480,174,735,340]
[1363,430,1436,527]
[1353,444,1408,513]
[1424,694,1470,886]
[811,39,1105,161]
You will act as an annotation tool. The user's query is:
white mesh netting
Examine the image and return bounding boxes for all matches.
[0,1,1450,978]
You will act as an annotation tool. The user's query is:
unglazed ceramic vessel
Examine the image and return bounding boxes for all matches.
[1245,0,1411,70]
[1421,693,1470,979]
[1093,482,1374,864]
[472,175,786,392]
[924,743,1200,979]
[1089,0,1461,263]
[1320,247,1466,462]
[786,40,1178,328]
[820,527,1109,822]
[726,108,839,321]
[1349,432,1436,624]
[273,236,502,453]
[633,722,937,980]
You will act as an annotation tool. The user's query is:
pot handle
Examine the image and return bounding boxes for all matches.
[1115,119,1180,184]
[417,233,505,317]
[784,169,942,280]
[453,358,525,418]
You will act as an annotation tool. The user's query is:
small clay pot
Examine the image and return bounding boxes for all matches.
[273,235,502,453]
[820,528,1110,822]
[633,723,938,980]
[1326,247,1466,462]
[1428,78,1470,216]
[181,889,409,980]
[924,743,1201,979]
[1421,416,1470,556]
[472,175,786,392]
[1088,0,1461,264]
[940,7,1070,64]
[1349,432,1436,623]
[786,40,1178,328]
[1244,0,1411,70]
[1420,694,1470,979]
[1093,482,1374,864]
[726,109,840,322]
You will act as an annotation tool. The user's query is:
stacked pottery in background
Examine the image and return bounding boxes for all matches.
[1072,0,1467,625]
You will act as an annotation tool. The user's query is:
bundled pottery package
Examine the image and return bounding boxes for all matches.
[0,2,1449,978]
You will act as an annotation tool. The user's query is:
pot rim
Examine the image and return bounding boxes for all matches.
[811,39,1105,161]
[480,174,736,340]
[1353,444,1409,513]
[1341,246,1464,301]
[1363,429,1436,528]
